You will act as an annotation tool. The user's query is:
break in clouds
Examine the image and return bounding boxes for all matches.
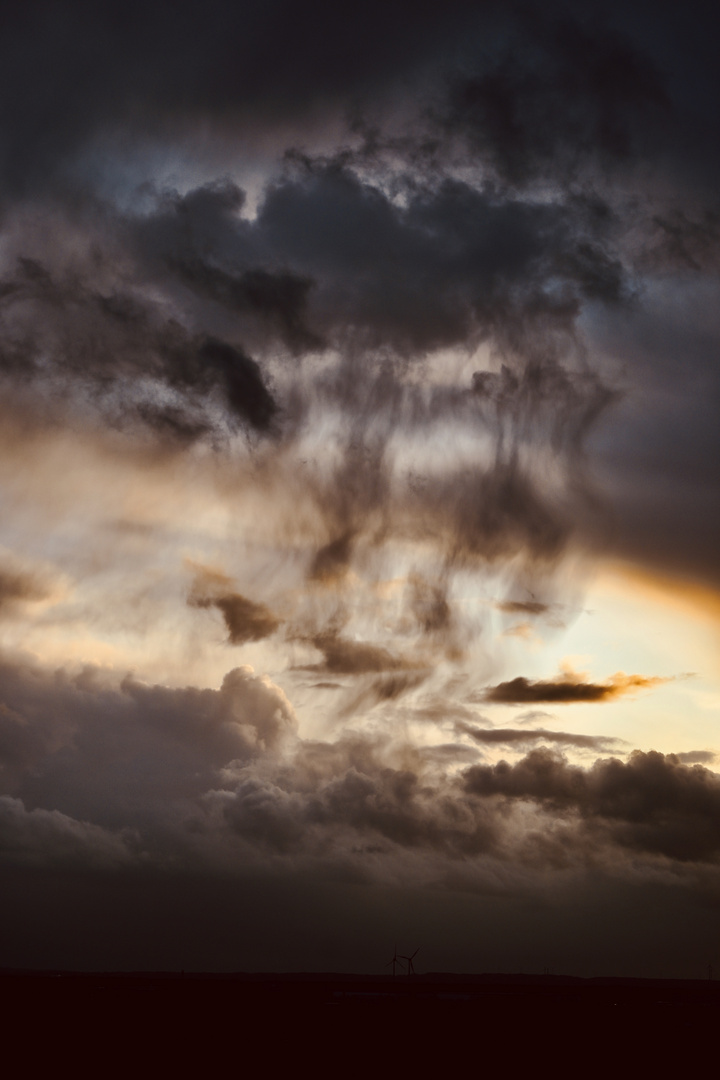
[0,0,718,970]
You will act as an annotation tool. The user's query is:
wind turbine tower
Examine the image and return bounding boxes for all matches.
[400,948,420,976]
[385,944,401,977]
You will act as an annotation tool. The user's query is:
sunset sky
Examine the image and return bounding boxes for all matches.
[0,0,719,977]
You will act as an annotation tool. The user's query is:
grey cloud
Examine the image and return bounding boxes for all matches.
[0,0,717,979]
[0,654,296,833]
[223,747,496,860]
[408,575,452,635]
[188,562,283,645]
[0,115,631,602]
[0,795,137,870]
[305,630,412,675]
[308,531,355,585]
[133,162,632,361]
[0,563,53,613]
[205,594,281,646]
[0,648,718,890]
[643,209,720,273]
[464,748,720,862]
[241,163,632,355]
[0,0,490,193]
[440,11,670,187]
[0,251,279,440]
[676,750,716,765]
[456,721,620,751]
[168,260,323,354]
[333,673,431,719]
[514,710,556,725]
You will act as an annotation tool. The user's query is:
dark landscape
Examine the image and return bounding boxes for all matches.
[5,969,717,1065]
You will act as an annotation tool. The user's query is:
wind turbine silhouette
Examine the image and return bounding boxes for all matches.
[400,947,419,976]
[385,944,401,977]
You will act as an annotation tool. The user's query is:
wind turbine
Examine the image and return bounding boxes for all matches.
[385,944,401,977]
[399,947,419,976]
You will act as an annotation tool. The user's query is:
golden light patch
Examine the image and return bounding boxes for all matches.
[601,561,720,626]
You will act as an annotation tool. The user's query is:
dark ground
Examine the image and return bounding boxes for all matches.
[2,971,716,1070]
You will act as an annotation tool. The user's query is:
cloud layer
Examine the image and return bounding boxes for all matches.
[0,0,717,975]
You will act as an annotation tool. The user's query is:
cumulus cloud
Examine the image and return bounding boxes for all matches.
[0,653,297,835]
[0,647,711,874]
[0,795,137,869]
[464,748,720,862]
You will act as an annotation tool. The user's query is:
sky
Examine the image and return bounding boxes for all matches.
[0,0,719,977]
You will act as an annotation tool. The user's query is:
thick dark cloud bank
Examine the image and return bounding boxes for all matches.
[0,0,718,976]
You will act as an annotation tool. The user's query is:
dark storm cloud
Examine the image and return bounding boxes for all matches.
[223,764,495,859]
[170,259,323,354]
[0,38,642,586]
[643,209,720,273]
[130,160,632,370]
[229,162,629,354]
[440,10,670,186]
[464,748,720,862]
[0,0,494,193]
[2,0,713,198]
[0,795,137,870]
[0,0,718,981]
[482,671,667,705]
[0,251,278,439]
[456,722,620,752]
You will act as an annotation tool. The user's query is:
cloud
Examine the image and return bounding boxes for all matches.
[481,670,669,705]
[675,750,716,765]
[439,10,670,187]
[0,652,297,834]
[168,257,323,354]
[304,630,413,675]
[408,575,452,634]
[0,247,281,442]
[456,721,620,751]
[308,532,355,585]
[0,795,137,870]
[0,0,716,978]
[464,748,720,862]
[497,599,549,616]
[189,567,282,645]
[0,560,53,614]
[0,645,717,914]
